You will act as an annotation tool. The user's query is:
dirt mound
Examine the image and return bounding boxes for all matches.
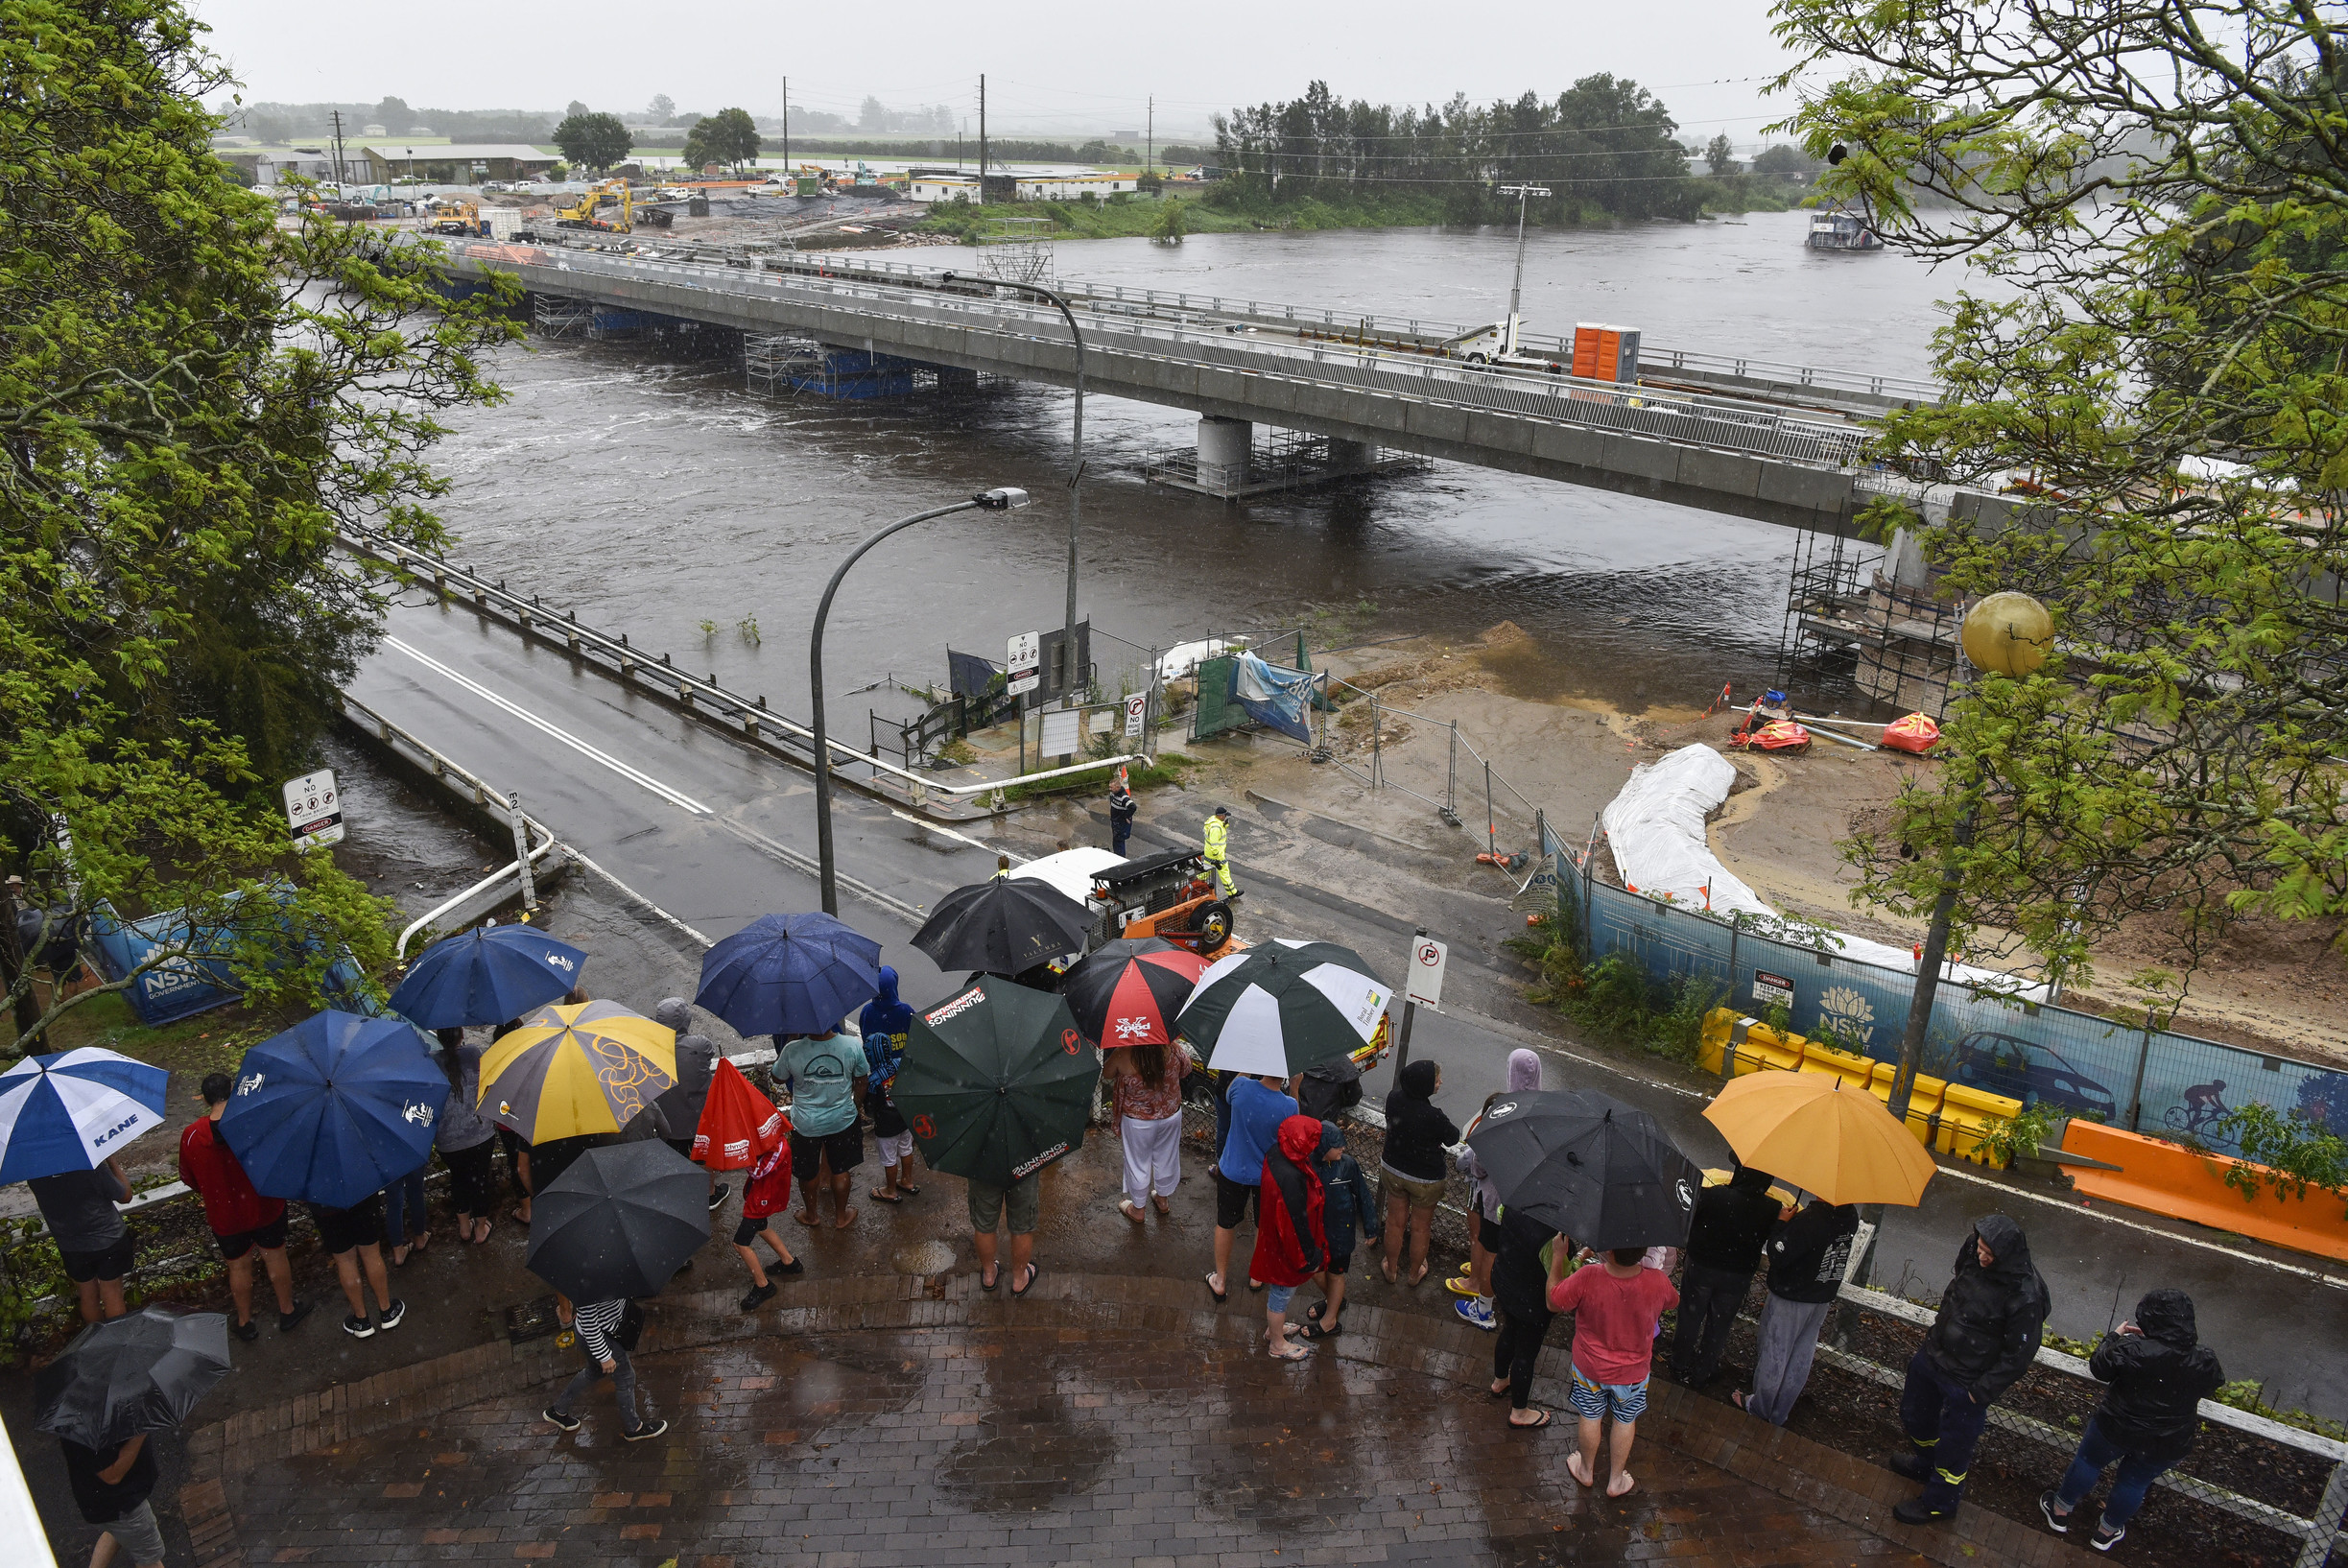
[1480,620,1531,646]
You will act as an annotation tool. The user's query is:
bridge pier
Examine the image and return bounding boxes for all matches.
[1326,438,1379,474]
[1196,416,1253,491]
[933,366,982,393]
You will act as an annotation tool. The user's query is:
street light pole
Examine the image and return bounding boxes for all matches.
[944,272,1084,714]
[811,487,1032,915]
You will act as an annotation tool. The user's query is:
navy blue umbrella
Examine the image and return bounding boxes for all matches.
[694,913,883,1037]
[218,1011,449,1208]
[388,923,585,1029]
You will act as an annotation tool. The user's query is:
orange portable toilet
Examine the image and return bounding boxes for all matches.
[1572,323,1643,383]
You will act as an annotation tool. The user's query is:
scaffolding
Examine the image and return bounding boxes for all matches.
[1773,530,1880,703]
[1774,529,1969,718]
[975,216,1055,286]
[744,334,927,400]
[531,295,593,341]
[1143,429,1430,500]
[1853,575,1966,716]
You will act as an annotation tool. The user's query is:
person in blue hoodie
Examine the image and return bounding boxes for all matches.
[1302,1120,1380,1340]
[859,967,921,1204]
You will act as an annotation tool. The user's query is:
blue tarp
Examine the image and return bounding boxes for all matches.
[1229,653,1316,744]
[86,896,377,1028]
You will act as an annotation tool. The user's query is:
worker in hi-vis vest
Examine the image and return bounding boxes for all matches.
[1202,806,1240,899]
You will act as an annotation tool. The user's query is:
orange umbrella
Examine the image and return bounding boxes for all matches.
[690,1059,788,1171]
[1700,1071,1938,1207]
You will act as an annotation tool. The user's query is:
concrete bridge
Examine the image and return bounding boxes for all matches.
[432,236,1992,535]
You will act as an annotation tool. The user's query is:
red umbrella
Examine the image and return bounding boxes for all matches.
[1060,938,1212,1047]
[691,1059,787,1170]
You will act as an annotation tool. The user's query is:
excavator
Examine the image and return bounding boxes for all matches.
[419,196,490,238]
[555,178,633,233]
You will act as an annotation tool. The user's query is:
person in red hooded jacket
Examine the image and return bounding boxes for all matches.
[1251,1115,1329,1363]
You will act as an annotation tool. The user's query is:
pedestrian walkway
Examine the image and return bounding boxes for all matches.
[165,1273,2092,1568]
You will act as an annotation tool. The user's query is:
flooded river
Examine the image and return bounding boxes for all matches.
[420,208,1984,716]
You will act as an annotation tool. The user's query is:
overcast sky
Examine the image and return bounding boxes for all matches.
[189,0,1805,146]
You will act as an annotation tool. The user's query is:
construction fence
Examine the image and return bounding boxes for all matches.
[1537,820,2348,1159]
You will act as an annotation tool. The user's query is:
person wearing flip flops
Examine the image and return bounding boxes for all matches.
[1451,1050,1542,1330]
[858,969,922,1208]
[1486,1205,1570,1427]
[1108,1039,1189,1224]
[1205,1071,1295,1302]
[1377,1059,1457,1289]
[431,1033,502,1248]
[1251,1115,1330,1362]
[1300,1121,1378,1341]
[1549,1245,1680,1496]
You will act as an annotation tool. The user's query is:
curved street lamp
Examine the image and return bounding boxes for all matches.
[811,487,1033,915]
[943,272,1084,713]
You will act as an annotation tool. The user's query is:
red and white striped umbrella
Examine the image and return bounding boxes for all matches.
[1058,938,1212,1047]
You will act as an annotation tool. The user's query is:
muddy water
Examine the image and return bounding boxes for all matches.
[420,209,1987,715]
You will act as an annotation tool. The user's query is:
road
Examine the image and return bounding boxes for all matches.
[351,591,2348,1421]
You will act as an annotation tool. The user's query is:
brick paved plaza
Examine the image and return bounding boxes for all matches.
[142,1270,2099,1568]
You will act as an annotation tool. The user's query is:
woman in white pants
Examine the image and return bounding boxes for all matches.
[1107,1040,1191,1222]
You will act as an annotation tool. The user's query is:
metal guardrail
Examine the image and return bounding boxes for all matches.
[438,240,1880,474]
[339,529,1141,812]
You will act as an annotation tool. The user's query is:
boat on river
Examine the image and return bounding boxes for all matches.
[1806,208,1884,252]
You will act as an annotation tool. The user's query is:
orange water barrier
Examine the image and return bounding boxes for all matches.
[2058,1120,2348,1263]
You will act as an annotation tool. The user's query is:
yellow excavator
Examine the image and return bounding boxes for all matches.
[419,196,490,238]
[555,178,633,233]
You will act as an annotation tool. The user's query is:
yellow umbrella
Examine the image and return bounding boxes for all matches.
[480,1000,678,1143]
[1700,1071,1938,1207]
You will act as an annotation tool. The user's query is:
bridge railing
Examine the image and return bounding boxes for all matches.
[448,241,1877,471]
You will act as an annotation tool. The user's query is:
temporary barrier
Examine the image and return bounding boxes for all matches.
[1935,1081,2024,1163]
[1543,815,2348,1167]
[1798,1040,1875,1090]
[1867,1060,1947,1147]
[1697,1012,1804,1076]
[2059,1121,2348,1263]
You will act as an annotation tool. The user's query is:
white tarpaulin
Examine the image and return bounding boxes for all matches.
[1600,743,2046,997]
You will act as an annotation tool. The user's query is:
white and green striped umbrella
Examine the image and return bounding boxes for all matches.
[1176,938,1392,1078]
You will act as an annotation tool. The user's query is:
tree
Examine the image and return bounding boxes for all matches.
[682,107,760,172]
[1704,131,1739,176]
[2,0,514,1054]
[859,95,888,132]
[1751,142,1817,178]
[648,92,674,122]
[1775,0,2348,995]
[565,98,587,120]
[553,110,631,172]
[375,94,411,129]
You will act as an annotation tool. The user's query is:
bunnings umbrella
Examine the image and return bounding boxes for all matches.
[691,1058,788,1171]
[694,912,882,1037]
[387,923,585,1029]
[1467,1089,1703,1252]
[480,1000,677,1143]
[34,1307,233,1450]
[1175,938,1391,1077]
[910,876,1096,977]
[1701,1071,1937,1207]
[0,1048,171,1184]
[525,1141,709,1302]
[1059,938,1209,1047]
[894,976,1099,1187]
[218,1011,449,1207]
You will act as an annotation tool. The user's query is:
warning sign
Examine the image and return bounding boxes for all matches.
[282,770,344,851]
[1751,969,1793,1008]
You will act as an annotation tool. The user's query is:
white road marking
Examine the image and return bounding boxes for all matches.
[384,637,712,816]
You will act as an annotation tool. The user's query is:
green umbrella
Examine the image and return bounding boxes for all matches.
[896,976,1100,1187]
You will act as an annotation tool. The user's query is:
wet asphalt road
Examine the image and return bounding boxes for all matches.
[350,593,2348,1422]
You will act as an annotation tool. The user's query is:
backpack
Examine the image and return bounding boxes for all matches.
[1297,1055,1364,1120]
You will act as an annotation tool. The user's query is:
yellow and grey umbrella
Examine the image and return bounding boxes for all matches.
[480,1000,677,1143]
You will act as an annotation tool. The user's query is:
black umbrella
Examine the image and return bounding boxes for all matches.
[525,1140,710,1301]
[1466,1088,1703,1252]
[34,1307,233,1450]
[894,975,1100,1187]
[911,876,1097,976]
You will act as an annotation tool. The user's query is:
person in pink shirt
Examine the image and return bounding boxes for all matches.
[1550,1245,1680,1498]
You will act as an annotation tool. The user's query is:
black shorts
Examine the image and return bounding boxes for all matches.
[1478,1210,1505,1253]
[1213,1169,1260,1229]
[791,1126,865,1178]
[214,1212,289,1262]
[59,1232,135,1283]
[311,1195,384,1256]
[1329,1248,1354,1275]
[733,1214,775,1247]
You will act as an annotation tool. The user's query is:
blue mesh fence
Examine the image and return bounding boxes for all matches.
[1534,819,2346,1155]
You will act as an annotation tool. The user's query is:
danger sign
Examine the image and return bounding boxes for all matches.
[282,770,344,851]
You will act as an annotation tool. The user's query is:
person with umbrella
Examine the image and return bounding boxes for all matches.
[1669,1163,1781,1388]
[4,1046,171,1326]
[775,1021,867,1229]
[1733,1194,1859,1425]
[30,1154,132,1326]
[178,1073,312,1339]
[540,1294,669,1444]
[38,1307,234,1568]
[1066,938,1207,1223]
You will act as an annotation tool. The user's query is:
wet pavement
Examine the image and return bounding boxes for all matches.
[213,1322,1916,1567]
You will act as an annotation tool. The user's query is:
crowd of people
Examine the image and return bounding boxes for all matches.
[36,966,2230,1564]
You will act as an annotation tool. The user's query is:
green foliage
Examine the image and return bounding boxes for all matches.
[1977,1100,2062,1169]
[551,110,630,172]
[1150,196,1187,243]
[2213,1103,2348,1203]
[2213,1380,2348,1441]
[683,107,760,171]
[1780,0,2348,988]
[1,0,511,1054]
[1508,917,1719,1065]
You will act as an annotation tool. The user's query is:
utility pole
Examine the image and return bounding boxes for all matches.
[979,74,988,199]
[329,109,347,188]
[1498,182,1551,349]
[1147,96,1153,176]
[782,77,790,172]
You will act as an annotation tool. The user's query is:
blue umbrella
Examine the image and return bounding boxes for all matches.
[695,913,883,1037]
[218,1011,449,1208]
[387,923,585,1029]
[0,1048,171,1184]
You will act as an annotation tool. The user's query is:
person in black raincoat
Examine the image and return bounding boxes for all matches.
[2039,1288,2223,1553]
[1892,1213,2051,1524]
